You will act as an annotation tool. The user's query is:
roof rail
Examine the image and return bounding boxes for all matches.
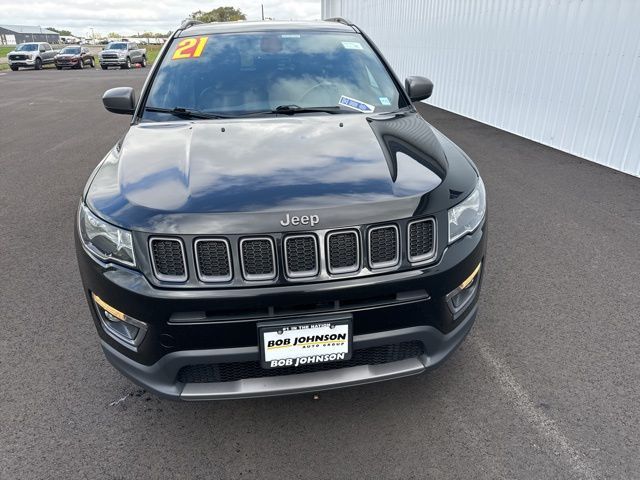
[324,17,355,27]
[178,19,203,31]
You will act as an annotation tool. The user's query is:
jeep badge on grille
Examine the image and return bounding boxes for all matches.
[280,213,319,227]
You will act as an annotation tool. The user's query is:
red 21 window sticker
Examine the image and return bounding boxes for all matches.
[172,37,209,60]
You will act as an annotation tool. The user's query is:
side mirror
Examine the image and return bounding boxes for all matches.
[39,48,45,53]
[102,87,135,115]
[405,76,434,102]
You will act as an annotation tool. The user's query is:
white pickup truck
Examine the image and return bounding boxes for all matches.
[7,42,59,71]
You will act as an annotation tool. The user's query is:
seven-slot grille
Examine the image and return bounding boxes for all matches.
[195,239,232,282]
[149,238,187,281]
[368,225,399,269]
[408,219,436,262]
[240,238,276,280]
[284,235,318,278]
[148,218,436,283]
[327,230,360,274]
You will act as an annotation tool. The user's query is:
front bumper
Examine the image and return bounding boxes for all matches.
[102,304,478,400]
[76,220,486,400]
[99,58,127,66]
[8,59,36,66]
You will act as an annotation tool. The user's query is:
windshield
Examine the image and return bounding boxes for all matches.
[61,47,81,54]
[16,44,38,51]
[107,43,127,50]
[143,31,407,120]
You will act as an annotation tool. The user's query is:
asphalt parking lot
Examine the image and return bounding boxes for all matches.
[1,68,639,479]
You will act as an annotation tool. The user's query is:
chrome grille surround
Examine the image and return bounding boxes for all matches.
[194,238,233,282]
[326,229,360,275]
[368,225,400,269]
[407,218,437,264]
[283,234,319,279]
[149,237,188,282]
[239,237,277,281]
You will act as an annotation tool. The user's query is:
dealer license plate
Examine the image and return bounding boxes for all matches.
[259,316,352,369]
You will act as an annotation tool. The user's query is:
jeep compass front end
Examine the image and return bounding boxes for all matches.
[75,19,487,400]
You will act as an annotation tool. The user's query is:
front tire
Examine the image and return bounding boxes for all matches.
[35,58,42,70]
[140,56,147,67]
[90,58,95,68]
[10,65,18,71]
[78,59,84,69]
[101,64,107,70]
[121,57,131,69]
[56,65,62,70]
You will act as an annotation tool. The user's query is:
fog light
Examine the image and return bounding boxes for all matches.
[92,293,147,349]
[446,263,482,314]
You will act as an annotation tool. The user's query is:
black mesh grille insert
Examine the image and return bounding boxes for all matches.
[196,240,231,281]
[285,236,318,276]
[409,219,435,261]
[177,341,424,383]
[241,238,275,279]
[369,226,399,267]
[328,231,359,273]
[150,239,186,279]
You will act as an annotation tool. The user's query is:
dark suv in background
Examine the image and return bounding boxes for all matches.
[75,18,487,400]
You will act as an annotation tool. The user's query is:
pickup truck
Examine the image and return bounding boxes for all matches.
[7,42,59,71]
[98,42,146,69]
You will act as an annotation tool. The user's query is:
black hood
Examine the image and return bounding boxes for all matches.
[86,111,477,234]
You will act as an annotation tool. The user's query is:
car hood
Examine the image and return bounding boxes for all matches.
[86,111,478,234]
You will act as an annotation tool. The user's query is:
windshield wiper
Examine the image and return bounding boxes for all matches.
[144,106,232,119]
[271,105,345,115]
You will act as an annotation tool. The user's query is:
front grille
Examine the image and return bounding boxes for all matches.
[102,53,118,59]
[284,235,318,278]
[195,239,232,282]
[177,341,424,383]
[408,218,436,262]
[327,230,360,274]
[149,238,187,281]
[9,54,26,60]
[240,238,276,280]
[369,225,399,268]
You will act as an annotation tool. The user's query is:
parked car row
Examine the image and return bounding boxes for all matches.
[6,42,147,71]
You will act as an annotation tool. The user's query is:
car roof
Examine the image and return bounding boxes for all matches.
[178,20,356,38]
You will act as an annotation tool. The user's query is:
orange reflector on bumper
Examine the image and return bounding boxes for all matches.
[459,263,482,291]
[92,293,125,321]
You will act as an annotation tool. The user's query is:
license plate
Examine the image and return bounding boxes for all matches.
[259,315,352,369]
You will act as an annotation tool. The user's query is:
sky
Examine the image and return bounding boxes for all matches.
[0,0,321,37]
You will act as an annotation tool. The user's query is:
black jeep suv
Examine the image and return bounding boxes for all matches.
[75,19,487,400]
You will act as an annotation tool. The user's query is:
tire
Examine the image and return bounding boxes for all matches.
[35,58,42,70]
[10,65,18,71]
[140,56,147,68]
[56,66,62,70]
[101,65,107,70]
[121,57,131,69]
[78,58,84,69]
[90,58,95,68]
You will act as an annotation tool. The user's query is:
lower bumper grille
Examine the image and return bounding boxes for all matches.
[177,341,425,384]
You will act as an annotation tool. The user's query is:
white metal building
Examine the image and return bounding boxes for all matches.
[322,0,640,177]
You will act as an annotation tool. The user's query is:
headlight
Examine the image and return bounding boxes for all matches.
[448,177,486,244]
[78,203,136,266]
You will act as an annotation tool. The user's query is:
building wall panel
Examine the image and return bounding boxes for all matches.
[322,0,640,177]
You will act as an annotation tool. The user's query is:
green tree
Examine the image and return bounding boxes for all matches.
[107,32,121,39]
[47,27,73,36]
[189,6,246,23]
